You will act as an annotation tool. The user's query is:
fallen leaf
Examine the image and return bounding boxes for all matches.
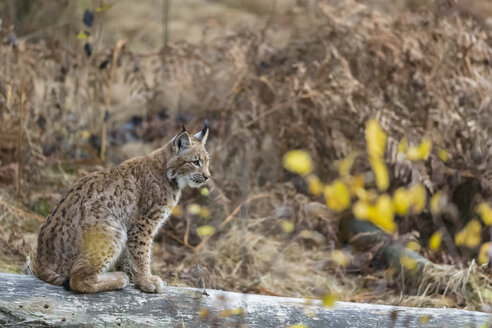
[283,150,313,175]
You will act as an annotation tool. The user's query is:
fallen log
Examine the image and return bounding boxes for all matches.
[0,273,490,327]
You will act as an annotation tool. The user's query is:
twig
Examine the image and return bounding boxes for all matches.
[244,99,295,128]
[162,0,172,49]
[262,0,278,38]
[159,296,185,328]
[6,82,13,108]
[194,193,269,252]
[18,21,70,41]
[239,148,250,279]
[165,231,194,249]
[16,78,25,196]
[253,0,277,65]
[184,216,191,247]
[100,39,127,161]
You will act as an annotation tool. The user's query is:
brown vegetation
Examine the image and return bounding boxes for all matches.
[1,0,492,312]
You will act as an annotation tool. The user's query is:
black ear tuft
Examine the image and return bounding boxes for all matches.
[182,125,187,132]
[194,120,209,145]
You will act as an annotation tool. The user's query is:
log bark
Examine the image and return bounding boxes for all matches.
[0,273,489,327]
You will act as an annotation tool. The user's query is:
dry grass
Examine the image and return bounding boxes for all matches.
[1,0,492,311]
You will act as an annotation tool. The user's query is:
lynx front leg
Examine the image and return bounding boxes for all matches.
[127,221,166,293]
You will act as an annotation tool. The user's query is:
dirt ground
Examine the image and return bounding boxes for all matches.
[2,0,492,312]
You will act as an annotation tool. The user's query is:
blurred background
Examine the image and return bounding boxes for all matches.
[1,0,492,314]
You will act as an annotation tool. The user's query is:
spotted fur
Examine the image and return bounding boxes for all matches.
[30,123,210,293]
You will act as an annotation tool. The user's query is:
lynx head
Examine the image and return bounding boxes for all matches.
[167,121,211,189]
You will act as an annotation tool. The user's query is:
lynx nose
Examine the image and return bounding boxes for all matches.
[203,169,211,181]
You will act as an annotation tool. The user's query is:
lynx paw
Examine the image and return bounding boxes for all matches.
[137,275,167,293]
[115,272,130,289]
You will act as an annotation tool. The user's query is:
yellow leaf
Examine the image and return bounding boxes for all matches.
[407,139,432,161]
[478,242,492,265]
[400,256,418,272]
[369,157,389,191]
[369,210,396,233]
[438,148,449,162]
[321,293,338,307]
[354,197,396,233]
[408,184,426,214]
[76,30,89,40]
[465,220,482,248]
[281,220,294,233]
[353,200,370,219]
[483,289,492,303]
[455,231,465,246]
[306,175,323,196]
[197,225,215,237]
[376,194,394,221]
[299,230,312,238]
[355,188,378,203]
[338,153,357,176]
[365,119,387,158]
[419,139,432,160]
[324,180,351,212]
[287,325,307,328]
[331,250,350,266]
[419,315,431,324]
[406,241,421,252]
[393,188,410,216]
[455,220,482,248]
[283,150,313,175]
[187,203,201,215]
[299,230,325,245]
[348,174,365,196]
[171,205,183,217]
[80,130,91,139]
[199,207,211,219]
[477,203,492,226]
[398,138,408,154]
[406,147,419,160]
[430,192,444,215]
[198,308,209,319]
[429,231,442,251]
[370,194,396,233]
[200,187,209,196]
[95,4,113,12]
[219,308,244,318]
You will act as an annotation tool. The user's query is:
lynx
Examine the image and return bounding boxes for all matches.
[29,123,210,293]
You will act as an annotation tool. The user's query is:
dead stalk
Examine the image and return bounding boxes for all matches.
[184,216,191,247]
[16,79,25,196]
[100,39,128,161]
[7,82,12,108]
[163,0,172,49]
[244,99,295,128]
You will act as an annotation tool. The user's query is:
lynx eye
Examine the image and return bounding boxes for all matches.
[191,160,201,167]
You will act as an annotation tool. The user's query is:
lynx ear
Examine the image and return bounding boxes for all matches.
[173,130,191,153]
[193,120,209,145]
